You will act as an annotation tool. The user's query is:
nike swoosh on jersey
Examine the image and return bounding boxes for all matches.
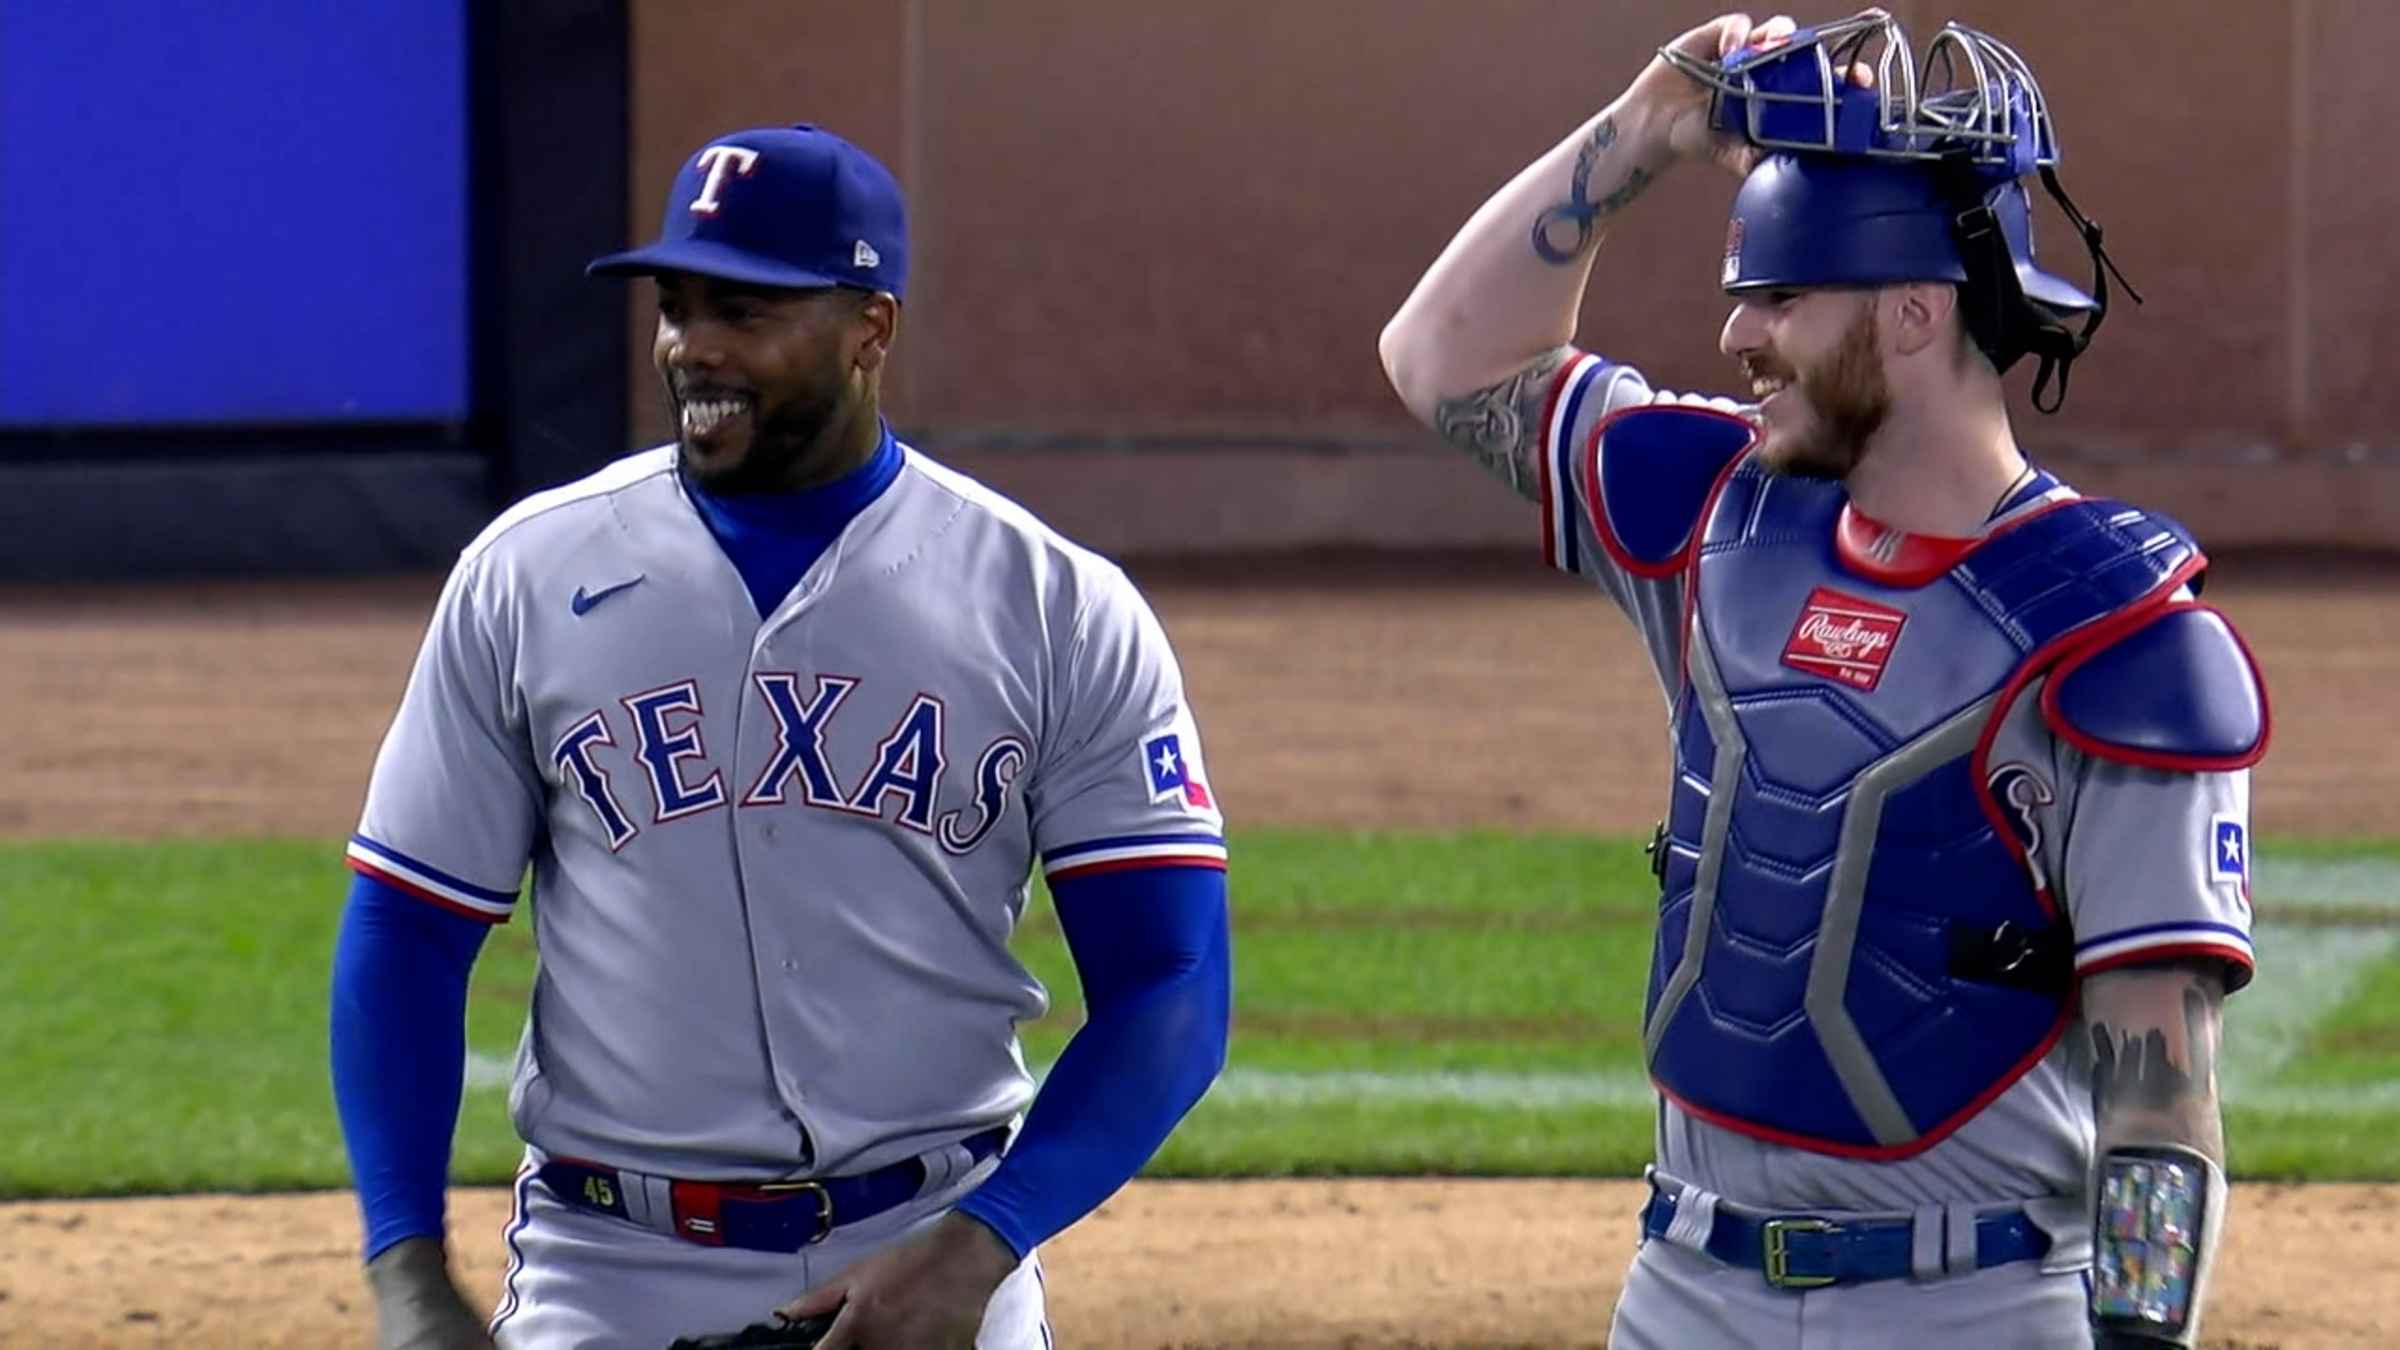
[570,577,644,616]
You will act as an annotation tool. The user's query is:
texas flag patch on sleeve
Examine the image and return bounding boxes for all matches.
[2211,814,2247,885]
[1143,732,1214,809]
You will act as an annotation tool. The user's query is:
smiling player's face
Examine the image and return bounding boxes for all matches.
[1719,287,1891,482]
[652,272,890,494]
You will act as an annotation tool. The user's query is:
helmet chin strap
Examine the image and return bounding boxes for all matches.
[2025,165,2144,412]
[1940,162,2143,414]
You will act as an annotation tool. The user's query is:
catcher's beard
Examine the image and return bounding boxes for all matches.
[1758,305,1891,482]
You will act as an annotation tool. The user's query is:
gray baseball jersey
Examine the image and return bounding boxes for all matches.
[1533,352,2253,1241]
[347,443,1227,1180]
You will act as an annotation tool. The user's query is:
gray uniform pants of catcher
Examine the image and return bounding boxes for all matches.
[1608,1178,2092,1349]
[488,1147,1048,1350]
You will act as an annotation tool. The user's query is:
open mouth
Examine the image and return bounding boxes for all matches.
[1748,372,1798,419]
[677,387,755,445]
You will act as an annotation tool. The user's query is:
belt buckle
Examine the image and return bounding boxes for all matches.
[755,1178,835,1245]
[1761,1217,1839,1290]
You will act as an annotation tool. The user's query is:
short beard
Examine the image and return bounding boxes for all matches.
[675,378,847,496]
[1759,305,1891,482]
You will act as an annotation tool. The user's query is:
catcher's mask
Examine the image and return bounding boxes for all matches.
[1664,7,2139,411]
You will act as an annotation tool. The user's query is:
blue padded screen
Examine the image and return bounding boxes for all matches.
[0,2,468,426]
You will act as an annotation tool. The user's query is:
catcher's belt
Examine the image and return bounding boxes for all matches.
[1640,1170,2053,1290]
[542,1126,1008,1254]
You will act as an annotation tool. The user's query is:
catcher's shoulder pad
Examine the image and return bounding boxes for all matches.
[1591,401,1757,577]
[2041,603,2268,771]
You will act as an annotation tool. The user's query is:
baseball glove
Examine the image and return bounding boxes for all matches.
[666,1311,838,1349]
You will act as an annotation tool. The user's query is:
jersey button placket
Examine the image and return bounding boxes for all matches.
[736,627,817,1127]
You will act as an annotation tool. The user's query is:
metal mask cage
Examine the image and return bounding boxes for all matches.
[1659,7,2058,170]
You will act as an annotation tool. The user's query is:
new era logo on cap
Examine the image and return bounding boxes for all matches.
[853,240,880,268]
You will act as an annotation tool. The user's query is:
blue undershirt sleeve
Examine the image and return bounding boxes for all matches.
[952,864,1231,1258]
[329,871,492,1261]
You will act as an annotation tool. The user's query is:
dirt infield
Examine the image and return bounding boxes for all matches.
[2,550,2394,1348]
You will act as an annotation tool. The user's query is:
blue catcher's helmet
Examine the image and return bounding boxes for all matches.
[1721,157,2094,315]
[1662,7,2137,409]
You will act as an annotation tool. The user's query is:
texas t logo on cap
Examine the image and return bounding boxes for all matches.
[688,145,760,216]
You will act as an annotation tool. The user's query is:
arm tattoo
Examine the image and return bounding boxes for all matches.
[1432,347,1572,502]
[2080,981,2225,1158]
[1531,116,1656,264]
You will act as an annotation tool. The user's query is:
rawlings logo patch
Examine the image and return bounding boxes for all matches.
[1781,586,1906,691]
[1722,217,1744,286]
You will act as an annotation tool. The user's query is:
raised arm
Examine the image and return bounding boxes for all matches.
[1376,12,1786,499]
[2077,961,2231,1347]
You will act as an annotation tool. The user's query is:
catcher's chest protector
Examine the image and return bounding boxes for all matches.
[1643,461,2201,1158]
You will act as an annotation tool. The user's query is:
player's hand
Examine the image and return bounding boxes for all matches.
[774,1212,1018,1350]
[1629,13,1874,179]
[1626,13,1796,178]
[365,1237,498,1350]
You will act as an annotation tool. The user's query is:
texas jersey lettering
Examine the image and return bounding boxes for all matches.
[348,446,1226,1178]
[539,673,1028,856]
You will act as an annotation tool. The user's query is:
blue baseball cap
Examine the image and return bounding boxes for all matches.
[588,123,908,298]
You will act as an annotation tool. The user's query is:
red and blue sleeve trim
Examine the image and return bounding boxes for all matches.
[1538,353,1607,574]
[2074,919,2255,980]
[1040,832,1228,882]
[345,834,519,922]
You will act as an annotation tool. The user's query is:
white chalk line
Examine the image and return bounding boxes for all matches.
[2221,857,2400,1102]
[462,855,2400,1113]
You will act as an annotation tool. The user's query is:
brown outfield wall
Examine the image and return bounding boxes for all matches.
[619,0,2400,556]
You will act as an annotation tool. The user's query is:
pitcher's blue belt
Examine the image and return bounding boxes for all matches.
[1641,1177,2051,1290]
[540,1127,1008,1253]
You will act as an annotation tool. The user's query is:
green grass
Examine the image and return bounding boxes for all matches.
[2252,836,2400,863]
[1149,1097,1656,1176]
[2275,956,2400,1088]
[1,832,2395,1198]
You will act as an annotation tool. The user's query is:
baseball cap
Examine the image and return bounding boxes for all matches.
[587,123,908,298]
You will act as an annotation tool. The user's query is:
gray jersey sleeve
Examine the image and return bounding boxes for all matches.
[346,551,542,921]
[2058,750,2256,988]
[1026,564,1227,884]
[1533,353,1751,707]
[1982,690,2256,989]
